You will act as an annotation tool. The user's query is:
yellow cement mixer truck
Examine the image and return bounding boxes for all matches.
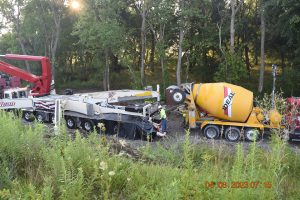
[168,82,282,142]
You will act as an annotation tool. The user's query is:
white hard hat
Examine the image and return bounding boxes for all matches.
[158,105,162,109]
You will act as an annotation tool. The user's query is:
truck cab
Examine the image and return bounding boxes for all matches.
[2,88,29,99]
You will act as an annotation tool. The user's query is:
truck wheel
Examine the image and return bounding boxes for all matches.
[66,117,76,129]
[50,114,55,123]
[35,112,45,123]
[203,125,220,139]
[224,127,241,142]
[244,128,261,142]
[23,111,34,122]
[171,89,186,104]
[82,119,94,132]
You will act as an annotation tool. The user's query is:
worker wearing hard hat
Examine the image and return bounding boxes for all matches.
[157,105,167,137]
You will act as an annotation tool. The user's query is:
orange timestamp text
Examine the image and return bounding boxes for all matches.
[205,181,272,189]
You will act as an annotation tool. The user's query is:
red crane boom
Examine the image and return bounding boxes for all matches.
[0,54,52,96]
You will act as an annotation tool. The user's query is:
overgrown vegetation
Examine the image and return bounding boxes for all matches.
[255,92,287,116]
[0,111,299,199]
[214,52,248,84]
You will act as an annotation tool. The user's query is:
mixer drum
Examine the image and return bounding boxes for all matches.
[192,83,253,122]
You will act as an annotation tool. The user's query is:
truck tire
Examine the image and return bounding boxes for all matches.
[35,112,45,123]
[244,128,261,142]
[49,113,55,123]
[66,117,76,129]
[224,126,241,142]
[81,119,94,132]
[203,125,220,139]
[23,111,34,122]
[171,89,186,104]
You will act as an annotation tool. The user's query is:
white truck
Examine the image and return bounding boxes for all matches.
[0,54,161,139]
[23,90,160,139]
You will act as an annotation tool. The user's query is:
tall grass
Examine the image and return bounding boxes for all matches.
[0,111,299,199]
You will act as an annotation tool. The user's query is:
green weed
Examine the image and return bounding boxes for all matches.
[0,111,299,199]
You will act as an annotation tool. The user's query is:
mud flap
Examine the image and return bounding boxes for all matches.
[97,114,155,139]
[118,119,154,139]
[118,123,137,139]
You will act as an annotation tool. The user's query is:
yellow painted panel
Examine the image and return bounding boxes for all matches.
[135,91,152,97]
[200,120,264,130]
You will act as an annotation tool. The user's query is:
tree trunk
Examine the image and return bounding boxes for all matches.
[159,24,166,89]
[258,5,265,93]
[40,0,64,81]
[254,39,259,65]
[17,38,31,72]
[15,4,31,72]
[161,56,165,88]
[52,2,63,82]
[217,23,223,54]
[140,7,146,87]
[50,21,60,81]
[176,29,184,86]
[185,55,190,83]
[230,0,236,54]
[110,53,121,72]
[103,64,107,91]
[150,32,155,71]
[254,0,259,65]
[280,51,286,75]
[244,44,251,75]
[103,49,110,91]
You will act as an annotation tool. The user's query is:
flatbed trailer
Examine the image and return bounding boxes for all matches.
[18,89,160,138]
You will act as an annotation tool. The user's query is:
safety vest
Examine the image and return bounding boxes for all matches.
[160,108,167,119]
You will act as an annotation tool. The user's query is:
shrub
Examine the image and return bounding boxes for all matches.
[214,52,248,84]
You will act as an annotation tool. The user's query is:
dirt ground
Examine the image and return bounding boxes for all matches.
[115,111,300,155]
[26,109,300,155]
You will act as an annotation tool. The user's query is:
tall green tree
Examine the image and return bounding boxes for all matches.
[258,0,265,93]
[0,0,65,80]
[230,0,243,54]
[175,0,203,86]
[0,0,31,71]
[148,0,175,89]
[23,0,65,79]
[135,0,155,87]
[73,0,126,90]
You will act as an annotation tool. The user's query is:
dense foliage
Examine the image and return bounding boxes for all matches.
[0,112,299,199]
[0,0,299,95]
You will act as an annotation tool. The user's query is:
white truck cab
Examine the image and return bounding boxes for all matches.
[0,87,33,110]
[3,88,29,99]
